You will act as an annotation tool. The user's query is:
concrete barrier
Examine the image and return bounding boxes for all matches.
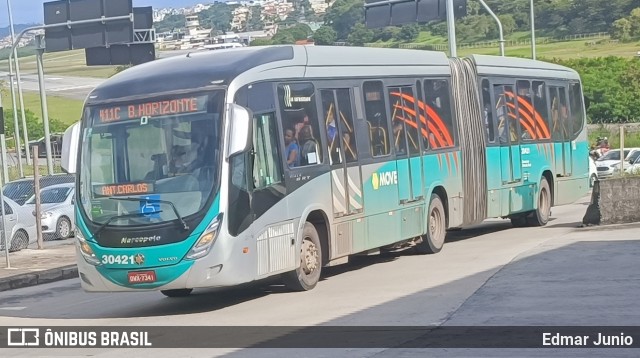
[598,176,640,224]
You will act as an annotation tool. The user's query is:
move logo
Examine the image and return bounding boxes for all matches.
[372,171,398,190]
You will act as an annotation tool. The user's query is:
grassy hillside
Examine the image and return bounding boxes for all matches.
[2,90,83,126]
[0,49,116,78]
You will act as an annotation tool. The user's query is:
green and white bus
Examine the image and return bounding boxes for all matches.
[62,46,589,296]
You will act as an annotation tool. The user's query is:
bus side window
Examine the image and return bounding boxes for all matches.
[277,83,323,167]
[481,79,495,143]
[569,82,585,139]
[516,80,536,141]
[363,81,390,157]
[322,89,357,164]
[533,81,550,140]
[424,80,456,149]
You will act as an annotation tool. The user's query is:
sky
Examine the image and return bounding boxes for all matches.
[0,1,201,27]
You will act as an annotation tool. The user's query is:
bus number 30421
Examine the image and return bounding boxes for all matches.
[101,255,136,265]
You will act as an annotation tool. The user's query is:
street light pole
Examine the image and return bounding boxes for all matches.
[446,0,457,57]
[7,0,32,167]
[530,0,536,60]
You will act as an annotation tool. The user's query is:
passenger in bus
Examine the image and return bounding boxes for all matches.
[293,112,310,142]
[393,122,406,154]
[284,128,300,167]
[342,132,356,162]
[299,125,319,165]
[169,145,189,175]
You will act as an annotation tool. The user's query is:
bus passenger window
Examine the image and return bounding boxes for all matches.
[277,83,323,166]
[424,80,455,149]
[388,86,420,156]
[337,89,357,163]
[533,81,550,140]
[569,82,585,138]
[516,80,536,141]
[481,79,495,143]
[363,81,391,157]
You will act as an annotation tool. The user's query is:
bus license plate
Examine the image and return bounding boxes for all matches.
[128,271,156,284]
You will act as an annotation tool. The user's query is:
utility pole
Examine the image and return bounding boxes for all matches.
[446,0,457,57]
[7,0,32,166]
[530,0,537,60]
[35,35,54,175]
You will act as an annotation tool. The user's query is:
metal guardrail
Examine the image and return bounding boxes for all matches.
[364,31,612,51]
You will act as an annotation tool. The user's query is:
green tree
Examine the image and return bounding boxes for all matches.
[395,24,420,42]
[3,109,67,142]
[313,26,337,45]
[154,14,186,33]
[630,7,640,36]
[552,57,640,122]
[249,38,274,46]
[347,23,374,46]
[247,7,264,32]
[611,18,632,41]
[324,0,364,40]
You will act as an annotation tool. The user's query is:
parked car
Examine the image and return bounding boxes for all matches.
[588,157,597,188]
[625,154,640,175]
[0,196,37,252]
[21,133,64,158]
[2,174,75,206]
[595,148,640,179]
[25,183,75,240]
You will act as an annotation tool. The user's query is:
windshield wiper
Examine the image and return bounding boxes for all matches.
[95,211,163,238]
[108,197,190,231]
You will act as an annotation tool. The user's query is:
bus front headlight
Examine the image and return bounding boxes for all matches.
[186,214,223,260]
[76,231,101,266]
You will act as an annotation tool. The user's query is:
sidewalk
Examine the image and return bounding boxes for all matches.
[0,239,77,292]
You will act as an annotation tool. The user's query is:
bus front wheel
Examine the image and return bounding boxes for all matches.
[161,289,193,297]
[415,194,446,254]
[283,222,322,291]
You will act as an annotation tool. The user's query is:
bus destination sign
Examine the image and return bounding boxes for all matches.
[94,182,155,197]
[98,96,208,123]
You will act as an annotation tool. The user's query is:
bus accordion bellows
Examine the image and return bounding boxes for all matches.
[61,45,589,296]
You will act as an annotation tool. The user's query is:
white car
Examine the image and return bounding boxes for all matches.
[25,183,75,240]
[0,196,38,252]
[625,154,640,175]
[595,148,640,179]
[589,157,597,187]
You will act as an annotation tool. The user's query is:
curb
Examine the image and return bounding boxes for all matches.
[0,265,78,292]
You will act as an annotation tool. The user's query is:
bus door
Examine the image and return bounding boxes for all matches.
[493,84,522,184]
[388,85,424,204]
[320,88,363,218]
[549,85,572,176]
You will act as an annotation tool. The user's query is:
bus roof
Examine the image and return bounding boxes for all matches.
[86,46,578,103]
[470,54,579,80]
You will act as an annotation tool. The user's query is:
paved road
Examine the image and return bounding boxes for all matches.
[1,196,638,356]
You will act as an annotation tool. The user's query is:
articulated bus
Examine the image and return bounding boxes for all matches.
[62,46,589,296]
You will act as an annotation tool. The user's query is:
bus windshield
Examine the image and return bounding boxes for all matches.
[78,91,224,227]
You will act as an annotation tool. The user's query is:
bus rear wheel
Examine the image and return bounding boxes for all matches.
[529,177,551,226]
[282,222,322,291]
[415,194,446,254]
[161,289,193,297]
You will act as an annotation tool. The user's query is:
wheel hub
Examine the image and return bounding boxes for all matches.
[301,239,319,275]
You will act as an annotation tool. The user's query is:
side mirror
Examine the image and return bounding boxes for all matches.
[226,104,253,159]
[61,122,81,174]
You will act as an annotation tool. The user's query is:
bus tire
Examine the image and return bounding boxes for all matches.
[529,177,551,226]
[415,194,446,254]
[282,222,322,291]
[161,288,193,297]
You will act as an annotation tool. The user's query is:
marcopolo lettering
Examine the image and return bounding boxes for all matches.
[121,235,162,244]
